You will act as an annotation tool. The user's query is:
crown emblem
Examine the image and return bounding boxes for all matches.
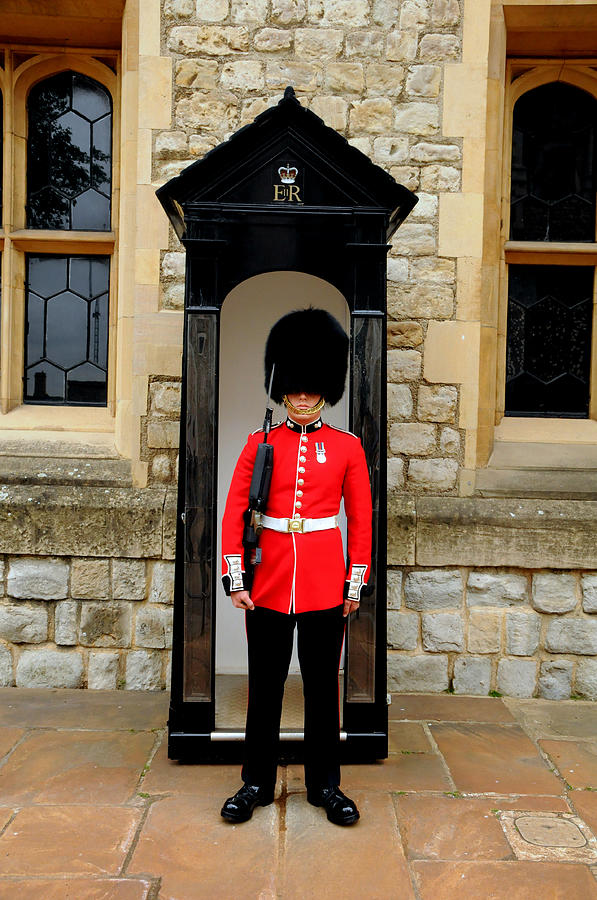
[278,164,298,184]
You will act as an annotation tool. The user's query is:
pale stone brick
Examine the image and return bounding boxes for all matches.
[418,385,457,423]
[388,281,453,317]
[539,661,572,700]
[0,604,47,643]
[400,0,429,29]
[372,0,399,27]
[295,28,343,59]
[240,97,271,126]
[410,256,455,283]
[221,60,265,91]
[582,575,597,613]
[347,136,371,154]
[165,0,195,16]
[412,142,460,163]
[155,160,192,183]
[231,0,268,23]
[55,601,78,646]
[453,657,491,695]
[419,33,461,59]
[0,645,13,687]
[310,96,348,131]
[196,0,229,20]
[135,605,173,650]
[151,382,181,416]
[420,165,460,191]
[406,65,442,98]
[467,571,527,607]
[155,132,187,158]
[265,61,321,91]
[125,650,163,690]
[388,384,414,419]
[410,192,437,220]
[151,455,172,483]
[112,560,146,601]
[349,98,393,135]
[8,558,69,601]
[320,0,369,26]
[386,30,417,61]
[16,649,83,689]
[389,166,419,191]
[386,256,409,282]
[387,570,403,610]
[161,252,185,279]
[468,609,500,654]
[532,574,577,614]
[271,0,306,24]
[169,25,250,55]
[389,423,436,456]
[325,62,364,93]
[366,63,404,97]
[394,101,438,134]
[497,659,536,699]
[408,459,458,491]
[545,619,597,655]
[147,421,180,449]
[388,611,418,650]
[175,59,219,89]
[388,457,406,491]
[88,651,119,690]
[422,612,464,652]
[71,558,110,600]
[387,349,421,383]
[150,562,175,605]
[161,283,185,310]
[575,659,597,700]
[388,654,449,692]
[189,134,217,156]
[346,30,384,57]
[79,602,132,648]
[440,427,460,456]
[505,611,540,656]
[0,558,4,591]
[254,28,292,51]
[391,223,435,256]
[373,136,408,164]
[165,651,173,691]
[430,0,460,26]
[175,92,238,131]
[387,321,423,348]
[405,569,462,611]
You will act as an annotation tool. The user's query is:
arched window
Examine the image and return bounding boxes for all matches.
[506,82,597,417]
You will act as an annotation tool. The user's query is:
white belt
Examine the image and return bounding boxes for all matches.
[259,513,338,534]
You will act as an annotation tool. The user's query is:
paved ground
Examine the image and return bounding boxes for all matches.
[0,689,596,898]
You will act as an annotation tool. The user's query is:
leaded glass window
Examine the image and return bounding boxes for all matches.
[24,255,109,405]
[27,72,112,231]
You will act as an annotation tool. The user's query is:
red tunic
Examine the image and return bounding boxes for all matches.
[221,417,373,614]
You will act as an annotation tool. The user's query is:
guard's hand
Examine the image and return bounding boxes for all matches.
[231,590,255,611]
[343,599,360,617]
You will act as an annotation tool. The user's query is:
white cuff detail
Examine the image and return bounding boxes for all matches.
[224,555,244,591]
[347,564,367,601]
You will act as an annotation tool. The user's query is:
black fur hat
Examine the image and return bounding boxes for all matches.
[264,308,349,407]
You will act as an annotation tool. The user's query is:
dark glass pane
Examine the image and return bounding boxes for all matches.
[506,265,593,417]
[510,82,597,242]
[24,255,109,406]
[27,72,112,231]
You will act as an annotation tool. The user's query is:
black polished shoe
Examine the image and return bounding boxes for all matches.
[307,786,360,826]
[220,784,274,823]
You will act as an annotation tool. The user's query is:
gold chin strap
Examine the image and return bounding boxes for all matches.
[283,395,326,416]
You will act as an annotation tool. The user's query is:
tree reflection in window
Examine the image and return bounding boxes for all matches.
[24,255,109,405]
[27,72,112,230]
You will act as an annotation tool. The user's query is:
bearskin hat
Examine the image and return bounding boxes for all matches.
[264,308,349,407]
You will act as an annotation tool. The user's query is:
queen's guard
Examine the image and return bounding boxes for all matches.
[220,307,372,826]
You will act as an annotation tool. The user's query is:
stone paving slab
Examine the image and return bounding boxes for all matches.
[412,860,597,899]
[389,721,432,752]
[570,792,597,835]
[0,878,154,899]
[390,694,517,723]
[0,688,169,730]
[0,727,26,759]
[506,697,597,740]
[540,740,597,790]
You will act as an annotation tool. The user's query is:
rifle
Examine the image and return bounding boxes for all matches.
[242,365,275,589]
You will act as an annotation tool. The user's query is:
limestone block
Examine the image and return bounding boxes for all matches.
[389,166,419,191]
[0,558,4,591]
[408,459,458,491]
[325,62,364,93]
[387,458,405,491]
[55,601,79,646]
[150,382,181,416]
[410,192,438,220]
[347,136,371,154]
[373,136,408,165]
[386,257,409,283]
[320,0,369,26]
[16,649,83,689]
[387,653,449,692]
[388,611,418,650]
[418,386,457,423]
[112,559,146,601]
[310,96,348,131]
[545,619,597,655]
[125,650,163,690]
[387,570,403,609]
[150,562,175,604]
[175,59,219,89]
[349,99,393,135]
[135,605,173,649]
[0,645,13,687]
[388,322,422,349]
[422,612,464,652]
[575,659,597,700]
[221,60,265,91]
[151,455,172,483]
[439,428,460,455]
[265,61,321,91]
[406,65,442,98]
[0,604,47,643]
[400,0,429,28]
[430,0,460,26]
[161,252,185,279]
[196,0,228,20]
[7,558,69,601]
[163,492,177,561]
[79,602,132,648]
[386,30,417,61]
[231,0,268,23]
[405,569,462,610]
[88,651,119,690]
[372,0,399,27]
[346,31,384,57]
[155,160,193,183]
[467,609,500,654]
[532,574,577,614]
[295,28,343,59]
[466,571,527,607]
[453,657,491,695]
[165,0,194,16]
[254,28,292,51]
[410,257,455,283]
[387,498,417,566]
[165,651,172,691]
[505,611,540,655]
[240,97,271,126]
[71,558,110,600]
[147,421,180,449]
[189,134,217,156]
[155,132,188,158]
[388,384,414,419]
[419,165,460,192]
[389,423,436,456]
[169,26,250,55]
[175,92,238,131]
[419,33,460,59]
[271,0,306,23]
[388,282,453,318]
[394,102,438,134]
[365,64,405,97]
[161,284,184,312]
[539,661,572,701]
[582,575,597,613]
[411,143,461,163]
[497,659,536,699]
[387,349,421,383]
[390,224,435,256]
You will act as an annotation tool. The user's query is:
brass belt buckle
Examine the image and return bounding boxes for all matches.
[288,518,303,533]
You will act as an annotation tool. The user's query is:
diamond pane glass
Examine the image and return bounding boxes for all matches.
[27,72,112,231]
[505,265,594,417]
[24,255,110,406]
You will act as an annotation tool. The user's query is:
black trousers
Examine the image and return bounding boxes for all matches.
[241,604,346,797]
